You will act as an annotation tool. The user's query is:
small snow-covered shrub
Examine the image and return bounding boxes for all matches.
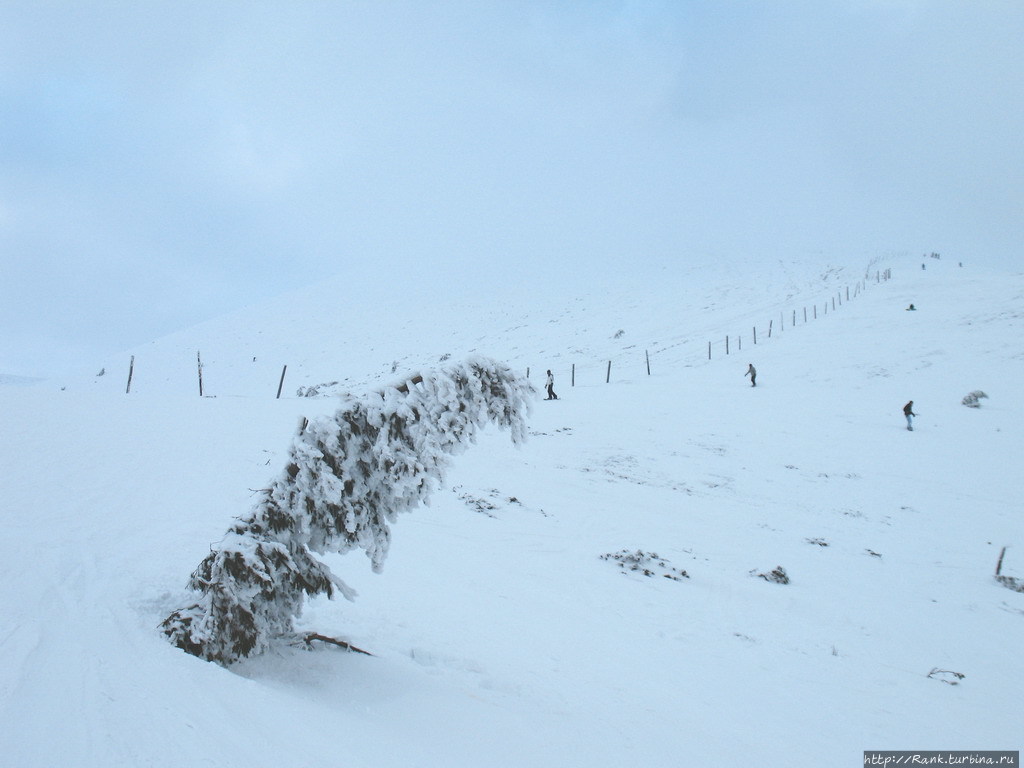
[962,390,988,408]
[752,565,789,584]
[996,575,1024,593]
[163,356,534,665]
[601,549,689,581]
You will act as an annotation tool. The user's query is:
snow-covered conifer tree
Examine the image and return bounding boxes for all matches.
[162,356,533,665]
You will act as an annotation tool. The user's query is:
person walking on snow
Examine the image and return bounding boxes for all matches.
[745,363,757,387]
[545,370,558,400]
[903,400,916,431]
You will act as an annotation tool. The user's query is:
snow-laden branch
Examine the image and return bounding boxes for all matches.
[162,356,534,665]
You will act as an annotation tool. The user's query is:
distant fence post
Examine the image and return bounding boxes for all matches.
[792,309,796,326]
[708,341,712,360]
[803,307,807,323]
[276,365,288,399]
[526,367,530,379]
[645,350,651,376]
[197,351,204,397]
[725,335,729,355]
[125,355,135,394]
[606,360,611,383]
[832,296,836,311]
[572,363,575,387]
[753,326,757,345]
[767,319,773,338]
[814,305,817,319]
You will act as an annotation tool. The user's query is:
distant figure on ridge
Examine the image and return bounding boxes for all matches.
[903,400,916,431]
[745,363,757,387]
[906,303,916,311]
[545,370,558,400]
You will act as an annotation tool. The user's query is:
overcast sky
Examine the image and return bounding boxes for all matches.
[2,1,1021,377]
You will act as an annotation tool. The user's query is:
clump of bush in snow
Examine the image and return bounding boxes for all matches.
[996,575,1024,593]
[962,390,988,408]
[162,356,534,666]
[600,549,689,581]
[752,565,789,584]
[296,381,341,398]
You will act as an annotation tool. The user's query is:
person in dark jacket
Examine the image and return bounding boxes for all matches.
[745,363,757,387]
[903,400,916,431]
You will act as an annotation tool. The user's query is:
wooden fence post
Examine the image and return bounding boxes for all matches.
[645,350,651,376]
[606,360,611,383]
[996,546,1007,576]
[708,341,712,360]
[125,355,135,394]
[276,365,288,399]
[572,363,575,387]
[725,335,729,355]
[814,305,817,319]
[526,367,530,379]
[753,326,757,345]
[197,351,204,397]
[767,319,773,338]
[792,309,797,326]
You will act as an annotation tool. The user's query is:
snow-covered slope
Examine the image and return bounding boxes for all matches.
[2,253,1021,766]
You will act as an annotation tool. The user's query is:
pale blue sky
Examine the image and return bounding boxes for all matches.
[2,1,1021,377]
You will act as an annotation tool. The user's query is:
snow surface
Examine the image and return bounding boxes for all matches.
[2,253,1022,766]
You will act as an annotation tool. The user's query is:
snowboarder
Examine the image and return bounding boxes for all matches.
[545,370,558,400]
[745,363,757,387]
[903,400,916,431]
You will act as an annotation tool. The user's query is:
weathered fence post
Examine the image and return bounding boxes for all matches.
[814,305,817,319]
[571,363,575,387]
[708,341,712,360]
[125,355,135,394]
[606,360,611,383]
[996,546,1007,576]
[792,309,797,326]
[753,326,757,345]
[803,307,807,323]
[767,319,773,338]
[725,335,729,355]
[197,351,204,397]
[645,350,651,376]
[276,365,288,399]
[526,367,530,379]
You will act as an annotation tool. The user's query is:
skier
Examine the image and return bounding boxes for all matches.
[545,370,558,400]
[745,363,757,387]
[903,400,916,431]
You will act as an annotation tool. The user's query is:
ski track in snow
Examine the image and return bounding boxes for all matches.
[2,254,1023,766]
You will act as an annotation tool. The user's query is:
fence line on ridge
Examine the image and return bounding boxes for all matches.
[117,269,893,397]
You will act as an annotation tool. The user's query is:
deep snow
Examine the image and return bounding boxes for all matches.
[1,253,1021,766]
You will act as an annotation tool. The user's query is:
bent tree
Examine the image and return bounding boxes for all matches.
[162,356,533,665]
